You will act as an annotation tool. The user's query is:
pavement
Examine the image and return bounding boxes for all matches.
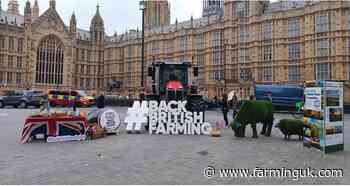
[0,107,349,184]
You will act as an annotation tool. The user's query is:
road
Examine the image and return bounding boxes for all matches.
[0,107,349,184]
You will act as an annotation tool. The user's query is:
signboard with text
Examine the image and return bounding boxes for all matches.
[124,100,212,135]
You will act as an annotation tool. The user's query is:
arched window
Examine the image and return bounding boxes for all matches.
[35,35,64,85]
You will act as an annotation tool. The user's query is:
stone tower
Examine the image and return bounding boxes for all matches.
[70,12,77,35]
[144,0,170,29]
[202,0,224,17]
[8,0,19,15]
[90,5,105,44]
[32,0,39,20]
[24,0,31,22]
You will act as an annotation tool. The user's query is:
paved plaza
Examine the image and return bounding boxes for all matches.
[0,107,349,184]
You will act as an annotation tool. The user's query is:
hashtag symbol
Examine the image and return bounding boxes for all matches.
[125,101,148,133]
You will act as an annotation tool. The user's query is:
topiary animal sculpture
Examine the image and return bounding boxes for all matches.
[275,119,304,141]
[230,100,274,138]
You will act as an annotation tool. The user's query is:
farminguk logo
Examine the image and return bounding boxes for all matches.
[124,100,212,135]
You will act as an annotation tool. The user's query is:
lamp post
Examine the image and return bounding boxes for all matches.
[140,1,145,88]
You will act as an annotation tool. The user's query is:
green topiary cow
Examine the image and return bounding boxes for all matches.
[230,101,274,138]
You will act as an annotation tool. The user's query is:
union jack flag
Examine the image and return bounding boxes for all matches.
[21,117,88,144]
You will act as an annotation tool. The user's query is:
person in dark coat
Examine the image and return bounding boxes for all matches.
[139,92,146,102]
[267,92,272,102]
[221,94,229,128]
[96,93,106,109]
[214,96,218,108]
[73,97,78,112]
[231,93,238,119]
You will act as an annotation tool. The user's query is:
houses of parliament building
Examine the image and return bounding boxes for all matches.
[1,0,350,103]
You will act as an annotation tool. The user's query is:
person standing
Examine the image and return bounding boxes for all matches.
[221,94,229,128]
[267,92,272,102]
[96,93,106,109]
[214,96,218,108]
[139,92,145,102]
[40,95,50,113]
[73,97,78,112]
[231,92,238,119]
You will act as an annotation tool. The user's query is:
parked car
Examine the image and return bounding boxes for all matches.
[48,90,96,107]
[0,90,45,108]
[255,84,304,110]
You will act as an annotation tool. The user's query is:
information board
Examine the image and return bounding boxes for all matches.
[303,81,344,154]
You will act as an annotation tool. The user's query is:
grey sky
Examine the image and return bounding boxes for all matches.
[1,0,203,35]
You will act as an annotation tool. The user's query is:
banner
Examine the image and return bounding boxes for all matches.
[324,81,344,153]
[304,87,323,150]
[304,88,322,112]
[303,81,344,154]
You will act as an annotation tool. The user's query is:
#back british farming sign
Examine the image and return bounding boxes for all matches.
[124,100,212,135]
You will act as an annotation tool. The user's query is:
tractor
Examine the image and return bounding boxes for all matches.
[147,61,206,112]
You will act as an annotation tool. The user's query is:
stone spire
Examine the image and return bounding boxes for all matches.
[91,4,104,26]
[49,0,56,10]
[24,0,31,23]
[90,4,105,44]
[24,1,31,15]
[175,18,178,30]
[8,0,19,15]
[70,12,77,34]
[32,0,39,19]
[90,4,104,30]
[190,15,193,28]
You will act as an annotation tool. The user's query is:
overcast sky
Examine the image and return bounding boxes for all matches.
[1,0,203,35]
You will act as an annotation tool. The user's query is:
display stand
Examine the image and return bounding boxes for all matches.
[21,115,88,144]
[303,81,344,154]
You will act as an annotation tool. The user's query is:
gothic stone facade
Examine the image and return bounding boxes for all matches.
[1,0,350,103]
[0,0,104,94]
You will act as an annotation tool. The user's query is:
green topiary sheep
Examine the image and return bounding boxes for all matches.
[230,100,274,138]
[275,119,304,141]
